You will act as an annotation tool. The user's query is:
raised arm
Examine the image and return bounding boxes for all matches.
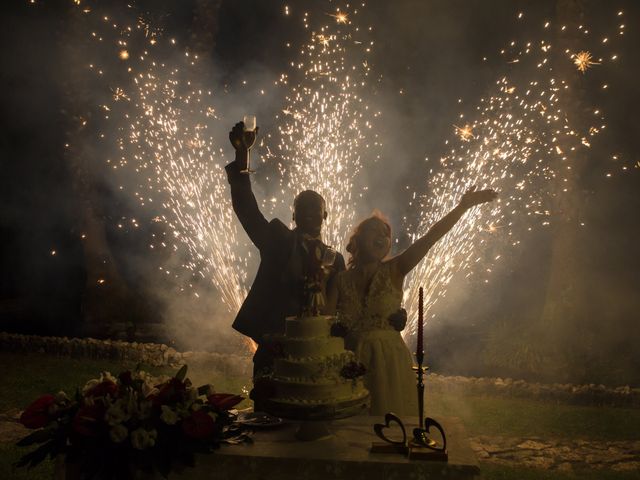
[225,122,269,250]
[394,187,497,276]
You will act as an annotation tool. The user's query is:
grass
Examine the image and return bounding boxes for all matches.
[1,352,639,479]
[0,443,54,480]
[0,352,252,413]
[428,391,640,441]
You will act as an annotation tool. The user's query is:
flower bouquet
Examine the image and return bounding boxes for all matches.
[15,365,249,479]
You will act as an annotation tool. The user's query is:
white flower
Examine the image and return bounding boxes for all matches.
[141,380,158,398]
[100,371,118,384]
[82,379,100,395]
[109,424,128,443]
[160,405,179,425]
[130,428,157,450]
[105,399,130,426]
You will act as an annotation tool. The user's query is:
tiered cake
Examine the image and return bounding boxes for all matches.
[263,315,370,420]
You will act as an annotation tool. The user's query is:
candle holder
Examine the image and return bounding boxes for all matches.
[370,286,448,461]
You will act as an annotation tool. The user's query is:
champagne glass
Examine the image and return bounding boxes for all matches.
[240,115,256,174]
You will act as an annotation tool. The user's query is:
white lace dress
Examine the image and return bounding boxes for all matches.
[335,262,418,416]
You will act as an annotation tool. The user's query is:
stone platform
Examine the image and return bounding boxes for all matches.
[173,415,480,480]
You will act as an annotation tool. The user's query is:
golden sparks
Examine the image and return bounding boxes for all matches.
[454,124,474,141]
[111,87,129,101]
[316,34,330,47]
[328,12,348,24]
[573,51,600,73]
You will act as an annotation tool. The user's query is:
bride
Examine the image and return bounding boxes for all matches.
[325,187,497,415]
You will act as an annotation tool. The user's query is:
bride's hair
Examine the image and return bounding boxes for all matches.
[346,210,391,268]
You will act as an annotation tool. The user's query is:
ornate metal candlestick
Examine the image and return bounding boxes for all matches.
[413,287,435,446]
[409,287,447,460]
[371,286,447,460]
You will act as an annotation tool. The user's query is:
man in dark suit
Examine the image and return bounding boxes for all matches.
[225,121,345,408]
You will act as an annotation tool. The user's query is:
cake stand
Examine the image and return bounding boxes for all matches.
[263,392,370,441]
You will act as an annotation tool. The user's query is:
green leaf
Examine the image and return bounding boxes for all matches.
[175,365,188,382]
[197,384,213,396]
[15,440,55,468]
[16,426,55,447]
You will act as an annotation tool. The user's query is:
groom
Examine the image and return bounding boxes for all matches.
[225,121,345,406]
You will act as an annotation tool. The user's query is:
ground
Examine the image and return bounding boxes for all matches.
[1,352,639,479]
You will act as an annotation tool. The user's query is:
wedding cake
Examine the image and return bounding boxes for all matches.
[263,315,370,420]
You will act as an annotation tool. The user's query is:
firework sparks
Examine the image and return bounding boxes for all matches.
[328,12,348,24]
[316,34,330,47]
[272,6,377,252]
[78,8,249,316]
[402,9,626,337]
[60,2,628,356]
[454,124,474,141]
[572,50,600,73]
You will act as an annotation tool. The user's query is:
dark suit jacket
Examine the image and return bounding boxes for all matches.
[225,161,345,343]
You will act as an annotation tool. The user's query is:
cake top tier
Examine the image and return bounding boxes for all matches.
[285,315,334,338]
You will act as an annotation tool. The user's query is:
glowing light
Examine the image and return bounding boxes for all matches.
[271,5,376,251]
[316,34,330,47]
[454,124,474,141]
[328,12,348,24]
[573,51,600,73]
[79,7,250,319]
[402,9,625,337]
[118,49,129,60]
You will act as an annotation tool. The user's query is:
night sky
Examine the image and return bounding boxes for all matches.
[1,0,639,385]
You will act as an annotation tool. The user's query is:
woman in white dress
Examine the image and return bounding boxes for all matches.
[326,187,497,415]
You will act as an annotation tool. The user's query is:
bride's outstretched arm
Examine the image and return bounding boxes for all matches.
[394,187,497,276]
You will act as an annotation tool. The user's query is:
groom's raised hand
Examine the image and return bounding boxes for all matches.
[229,121,259,150]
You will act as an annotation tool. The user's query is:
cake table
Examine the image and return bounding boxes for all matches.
[171,415,480,480]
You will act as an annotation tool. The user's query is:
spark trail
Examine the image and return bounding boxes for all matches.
[272,5,380,251]
[77,6,250,313]
[402,10,627,341]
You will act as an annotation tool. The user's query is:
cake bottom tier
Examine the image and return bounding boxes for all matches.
[271,376,367,401]
[262,391,370,421]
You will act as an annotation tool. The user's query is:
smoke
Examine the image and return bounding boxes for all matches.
[2,0,639,386]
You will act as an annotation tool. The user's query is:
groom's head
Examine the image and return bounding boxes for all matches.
[293,190,327,237]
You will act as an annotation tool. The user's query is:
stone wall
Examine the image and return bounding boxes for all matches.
[0,332,252,378]
[428,373,640,408]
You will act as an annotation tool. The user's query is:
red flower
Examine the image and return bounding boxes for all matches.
[207,393,244,411]
[20,394,56,429]
[85,380,119,398]
[152,378,187,406]
[72,404,106,437]
[181,410,215,440]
